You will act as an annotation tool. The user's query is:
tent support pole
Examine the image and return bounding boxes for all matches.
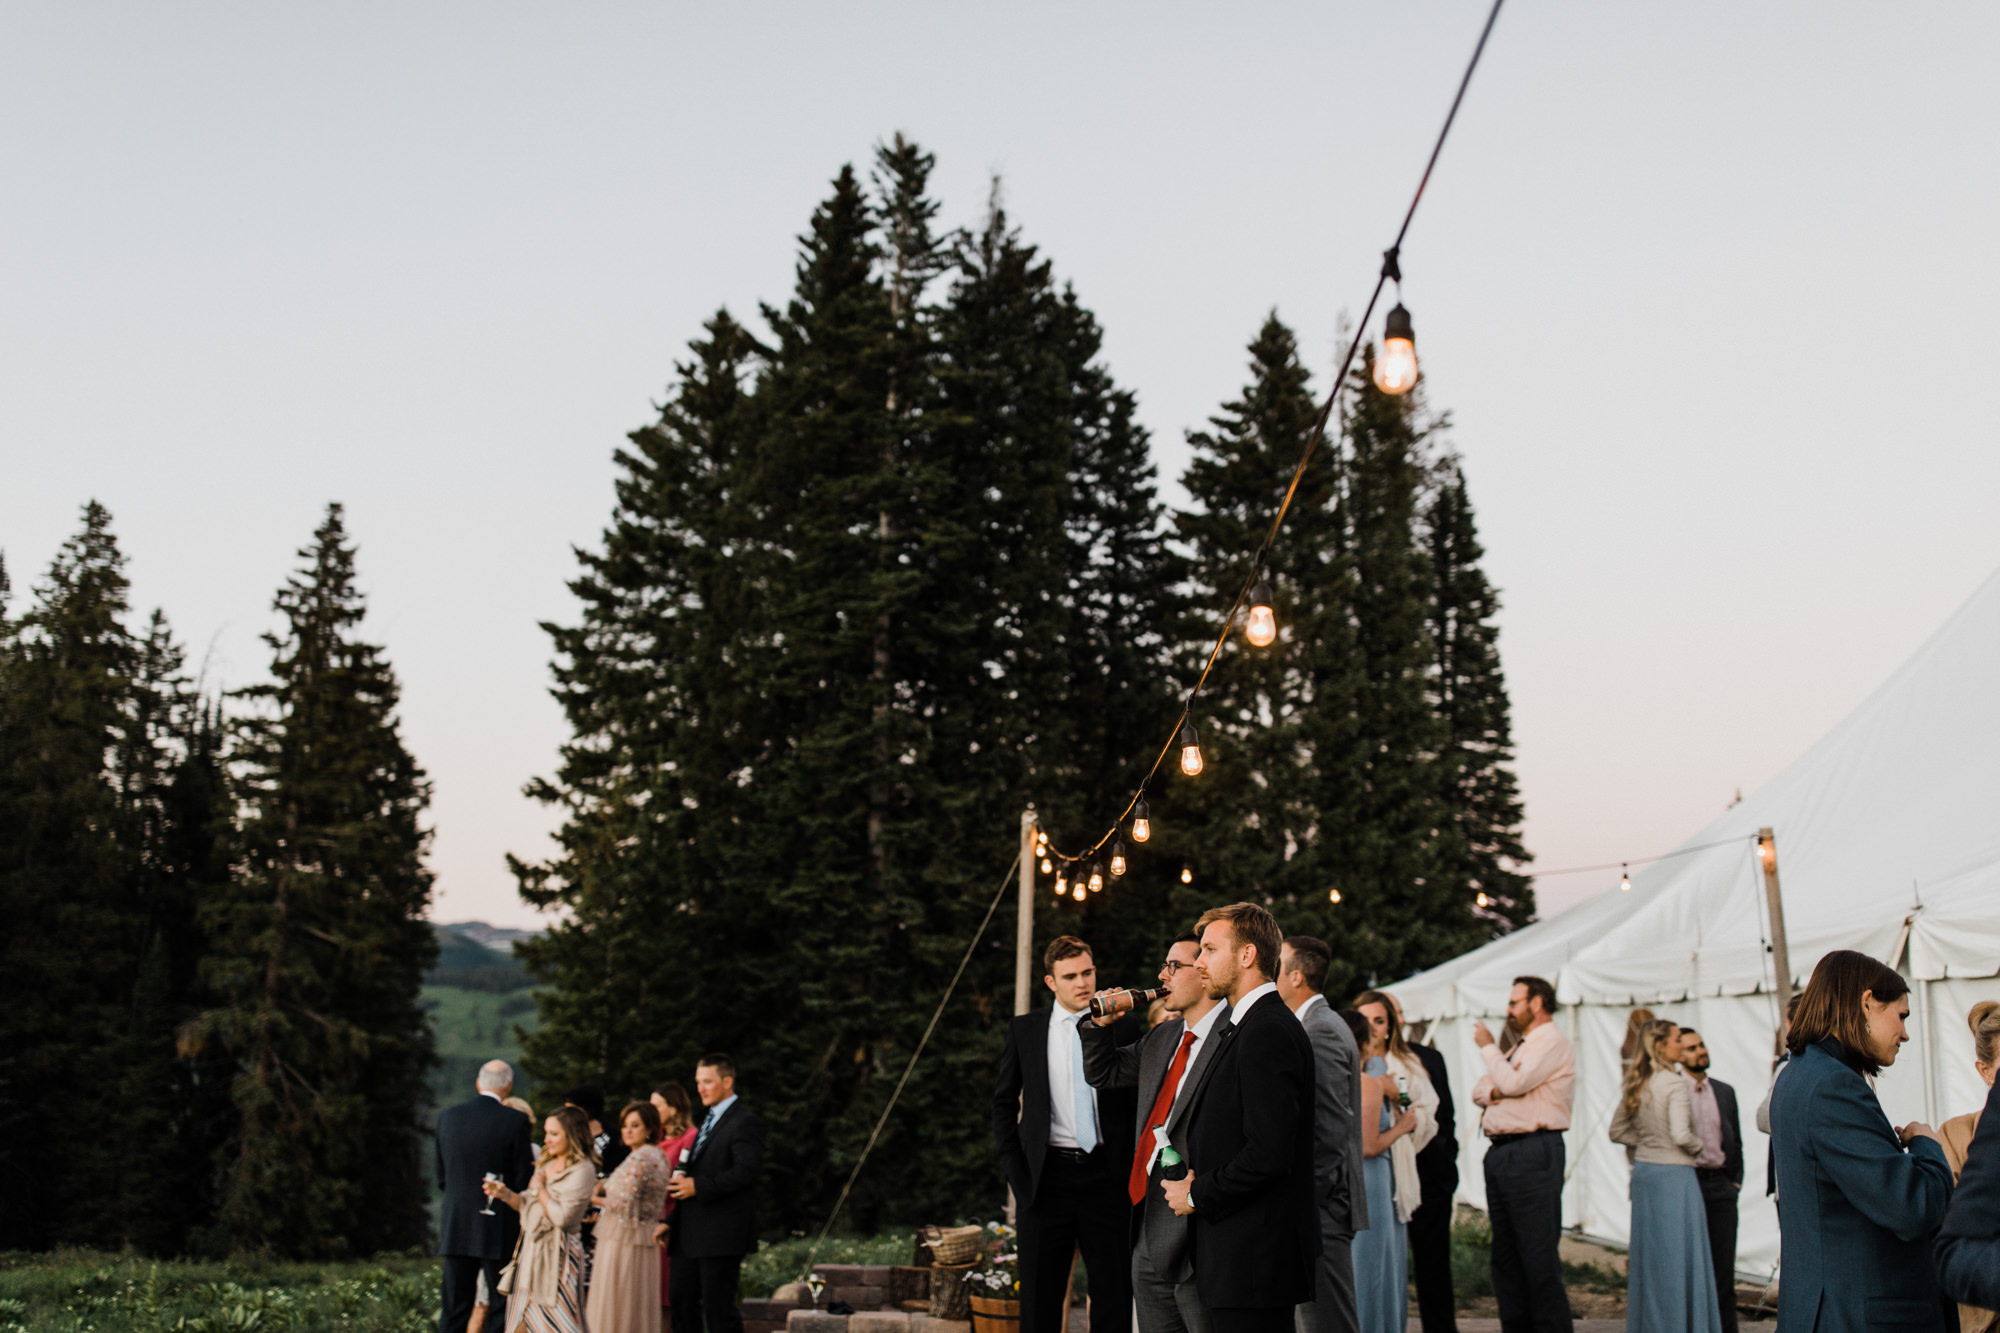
[1918,977,1937,1125]
[1015,809,1037,1016]
[1757,828,1794,1002]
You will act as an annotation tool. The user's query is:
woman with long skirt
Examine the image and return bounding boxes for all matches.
[587,1101,672,1333]
[487,1105,600,1333]
[1342,1008,1419,1333]
[1610,1018,1720,1333]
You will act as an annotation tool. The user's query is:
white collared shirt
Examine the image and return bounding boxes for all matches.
[1295,992,1327,1022]
[1046,1002,1097,1149]
[1164,1000,1227,1119]
[1230,980,1280,1024]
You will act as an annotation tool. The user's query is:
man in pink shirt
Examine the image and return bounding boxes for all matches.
[1471,976,1575,1333]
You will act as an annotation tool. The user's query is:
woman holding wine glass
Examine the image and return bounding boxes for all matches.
[486,1105,599,1333]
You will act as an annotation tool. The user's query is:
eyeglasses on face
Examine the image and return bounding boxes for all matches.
[1159,960,1196,975]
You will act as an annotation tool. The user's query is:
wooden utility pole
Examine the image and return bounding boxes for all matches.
[1758,828,1794,1001]
[1015,810,1038,1016]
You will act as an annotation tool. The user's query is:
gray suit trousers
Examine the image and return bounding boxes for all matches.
[1134,1239,1213,1333]
[1293,1213,1357,1333]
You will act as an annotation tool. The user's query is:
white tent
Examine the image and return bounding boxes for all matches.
[1392,564,2000,1281]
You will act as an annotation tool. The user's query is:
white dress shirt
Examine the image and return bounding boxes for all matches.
[1138,999,1228,1171]
[1230,980,1281,1024]
[1295,991,1328,1022]
[1047,1002,1098,1149]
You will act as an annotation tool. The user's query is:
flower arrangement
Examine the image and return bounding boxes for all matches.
[963,1220,1020,1295]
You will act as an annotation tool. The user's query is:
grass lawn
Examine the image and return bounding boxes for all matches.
[0,1250,438,1333]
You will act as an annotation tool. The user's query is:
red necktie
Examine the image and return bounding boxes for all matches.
[1129,1030,1197,1205]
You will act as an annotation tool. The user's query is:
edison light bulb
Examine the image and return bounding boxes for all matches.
[1620,870,1632,892]
[1109,840,1127,878]
[1131,798,1151,843]
[1052,877,1065,897]
[1180,864,1193,885]
[1089,861,1104,893]
[1178,720,1203,777]
[1040,857,1053,874]
[1055,866,1069,895]
[1373,304,1418,395]
[1245,582,1277,648]
[1329,888,1343,904]
[1073,884,1086,902]
[1475,891,1490,908]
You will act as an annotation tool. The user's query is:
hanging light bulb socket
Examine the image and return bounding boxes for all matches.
[1244,580,1278,648]
[1109,840,1127,878]
[1130,797,1150,843]
[1178,719,1204,777]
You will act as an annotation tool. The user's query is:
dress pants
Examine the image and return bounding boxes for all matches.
[673,1253,746,1333]
[1020,1147,1133,1333]
[1293,1212,1357,1333]
[440,1254,507,1333]
[1697,1174,1739,1333]
[1209,1308,1293,1333]
[1482,1132,1572,1333]
[1408,1160,1459,1333]
[1131,1229,1212,1333]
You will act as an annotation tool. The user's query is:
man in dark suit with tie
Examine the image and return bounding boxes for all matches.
[1163,903,1318,1333]
[1278,937,1366,1333]
[667,1053,767,1333]
[435,1059,536,1333]
[993,935,1140,1333]
[1676,1028,1744,1333]
[1382,994,1458,1333]
[1079,930,1229,1333]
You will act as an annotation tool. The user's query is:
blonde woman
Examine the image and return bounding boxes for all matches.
[1353,989,1441,1222]
[1609,1019,1720,1333]
[487,1104,598,1333]
[1941,1000,2000,1333]
[586,1101,672,1333]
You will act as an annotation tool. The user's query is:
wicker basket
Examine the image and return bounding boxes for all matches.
[925,1225,985,1266]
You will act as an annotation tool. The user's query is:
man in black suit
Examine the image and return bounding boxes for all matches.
[435,1059,536,1333]
[1079,930,1229,1333]
[993,934,1140,1333]
[1384,993,1458,1333]
[1676,1028,1743,1333]
[1163,903,1317,1333]
[667,1053,766,1333]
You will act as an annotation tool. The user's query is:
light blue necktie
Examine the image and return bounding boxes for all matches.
[1069,1014,1099,1153]
[692,1106,716,1159]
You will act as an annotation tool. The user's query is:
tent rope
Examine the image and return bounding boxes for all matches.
[795,851,1023,1280]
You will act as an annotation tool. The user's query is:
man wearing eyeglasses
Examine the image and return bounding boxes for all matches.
[1080,931,1231,1333]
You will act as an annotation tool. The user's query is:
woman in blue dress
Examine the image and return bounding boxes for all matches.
[1340,1007,1420,1333]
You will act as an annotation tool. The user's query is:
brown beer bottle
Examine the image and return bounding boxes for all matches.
[1088,986,1167,1022]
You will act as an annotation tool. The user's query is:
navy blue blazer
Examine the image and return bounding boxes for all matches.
[1936,1077,2000,1309]
[1770,1039,1954,1333]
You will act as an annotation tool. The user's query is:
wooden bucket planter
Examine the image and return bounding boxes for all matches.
[970,1294,1021,1333]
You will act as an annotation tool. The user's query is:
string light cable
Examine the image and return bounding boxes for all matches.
[1038,0,1508,876]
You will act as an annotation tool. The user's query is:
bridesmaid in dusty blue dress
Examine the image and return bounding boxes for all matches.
[1341,1008,1419,1333]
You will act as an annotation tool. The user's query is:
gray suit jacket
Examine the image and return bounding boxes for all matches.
[1081,1000,1231,1281]
[1298,995,1368,1235]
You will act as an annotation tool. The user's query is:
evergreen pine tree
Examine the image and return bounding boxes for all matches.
[1424,458,1533,930]
[0,503,146,1248]
[199,504,436,1257]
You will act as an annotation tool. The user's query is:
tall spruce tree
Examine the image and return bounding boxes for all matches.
[198,504,436,1257]
[1424,458,1533,929]
[0,503,146,1248]
[520,143,1178,1230]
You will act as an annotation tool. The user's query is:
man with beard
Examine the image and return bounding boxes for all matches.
[1080,931,1231,1333]
[1162,903,1317,1333]
[1677,1027,1743,1333]
[1471,976,1575,1333]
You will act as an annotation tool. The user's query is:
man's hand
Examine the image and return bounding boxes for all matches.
[1162,1172,1195,1217]
[1472,1020,1495,1049]
[667,1174,698,1200]
[1900,1121,1942,1149]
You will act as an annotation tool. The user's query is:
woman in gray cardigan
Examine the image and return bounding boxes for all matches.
[1611,1018,1722,1333]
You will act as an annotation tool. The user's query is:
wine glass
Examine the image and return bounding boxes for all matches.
[480,1172,502,1216]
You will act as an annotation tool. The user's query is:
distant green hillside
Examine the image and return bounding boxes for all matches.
[423,924,542,1120]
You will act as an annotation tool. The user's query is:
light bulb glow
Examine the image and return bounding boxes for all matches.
[1055,867,1069,895]
[1109,840,1126,878]
[1620,869,1632,892]
[1131,798,1151,843]
[1475,891,1490,908]
[1245,582,1277,648]
[1040,857,1052,874]
[1053,878,1065,897]
[1329,888,1343,904]
[1373,305,1418,395]
[1180,865,1193,885]
[1073,885,1086,902]
[1089,862,1104,893]
[1177,720,1203,777]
